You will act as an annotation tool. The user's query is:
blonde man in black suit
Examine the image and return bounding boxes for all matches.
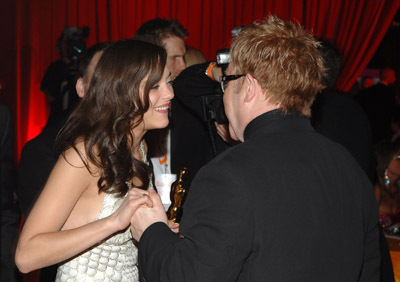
[131,16,380,282]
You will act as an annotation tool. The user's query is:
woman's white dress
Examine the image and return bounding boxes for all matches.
[55,192,139,282]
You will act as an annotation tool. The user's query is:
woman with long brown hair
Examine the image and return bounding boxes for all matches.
[15,39,174,281]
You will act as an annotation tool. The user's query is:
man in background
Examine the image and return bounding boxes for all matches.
[0,102,21,282]
[311,40,374,178]
[134,18,187,80]
[357,67,398,144]
[311,40,393,281]
[40,27,89,126]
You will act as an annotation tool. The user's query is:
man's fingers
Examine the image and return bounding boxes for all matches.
[167,221,180,233]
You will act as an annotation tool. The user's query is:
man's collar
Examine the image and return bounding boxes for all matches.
[243,109,312,141]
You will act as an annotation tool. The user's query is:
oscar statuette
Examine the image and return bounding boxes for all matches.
[167,167,189,223]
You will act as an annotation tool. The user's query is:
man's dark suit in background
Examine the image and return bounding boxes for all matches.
[313,41,393,282]
[17,116,65,216]
[356,77,397,144]
[311,89,374,178]
[0,102,21,282]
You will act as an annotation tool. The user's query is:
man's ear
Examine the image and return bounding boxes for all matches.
[75,78,85,98]
[244,73,257,103]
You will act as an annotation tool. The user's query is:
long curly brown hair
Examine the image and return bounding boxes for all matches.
[57,39,167,197]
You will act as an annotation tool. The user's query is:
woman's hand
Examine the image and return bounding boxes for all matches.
[110,188,154,231]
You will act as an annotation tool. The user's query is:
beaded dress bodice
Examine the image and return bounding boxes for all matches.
[56,142,150,281]
[55,191,138,282]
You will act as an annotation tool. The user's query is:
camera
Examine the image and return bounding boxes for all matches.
[57,26,90,79]
[216,48,230,66]
[201,56,228,124]
[215,26,243,73]
[201,26,244,124]
[201,90,228,124]
[62,26,90,62]
[54,27,90,113]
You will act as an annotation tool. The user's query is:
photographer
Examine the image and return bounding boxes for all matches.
[170,29,243,187]
[170,61,231,184]
[40,27,89,126]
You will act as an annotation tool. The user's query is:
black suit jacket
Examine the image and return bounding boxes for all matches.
[356,83,397,144]
[311,88,374,178]
[0,103,21,281]
[17,114,66,215]
[311,89,393,281]
[139,110,380,281]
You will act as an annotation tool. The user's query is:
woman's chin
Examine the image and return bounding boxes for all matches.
[148,121,170,130]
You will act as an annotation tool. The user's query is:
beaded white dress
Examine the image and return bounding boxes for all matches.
[55,191,139,282]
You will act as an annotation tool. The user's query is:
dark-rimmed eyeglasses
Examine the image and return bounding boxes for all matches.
[220,74,245,93]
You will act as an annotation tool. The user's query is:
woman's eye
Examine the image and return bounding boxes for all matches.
[167,80,174,86]
[151,84,160,89]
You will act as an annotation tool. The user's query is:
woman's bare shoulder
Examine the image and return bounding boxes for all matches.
[61,140,100,175]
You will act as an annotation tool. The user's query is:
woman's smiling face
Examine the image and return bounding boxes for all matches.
[142,65,174,131]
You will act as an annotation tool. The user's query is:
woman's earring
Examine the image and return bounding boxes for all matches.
[384,168,390,188]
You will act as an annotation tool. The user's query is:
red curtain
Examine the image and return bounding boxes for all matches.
[11,0,400,158]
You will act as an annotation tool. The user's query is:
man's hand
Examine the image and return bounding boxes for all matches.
[215,122,240,144]
[167,221,180,234]
[130,189,168,241]
[211,65,223,82]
